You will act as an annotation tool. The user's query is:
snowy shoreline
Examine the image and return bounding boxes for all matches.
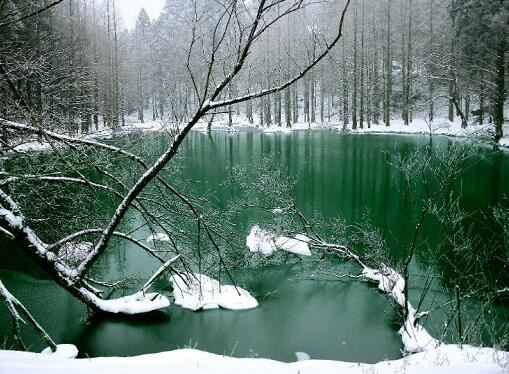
[1,345,508,374]
[6,116,509,155]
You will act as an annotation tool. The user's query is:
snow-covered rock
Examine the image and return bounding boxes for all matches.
[57,242,92,267]
[40,345,78,359]
[246,226,311,257]
[147,233,170,242]
[170,273,258,311]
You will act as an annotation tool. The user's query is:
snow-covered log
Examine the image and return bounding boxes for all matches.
[361,267,440,353]
[80,289,170,315]
[141,255,181,293]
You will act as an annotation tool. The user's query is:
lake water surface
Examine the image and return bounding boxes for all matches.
[1,131,508,363]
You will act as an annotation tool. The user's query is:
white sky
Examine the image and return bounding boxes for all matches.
[116,0,166,30]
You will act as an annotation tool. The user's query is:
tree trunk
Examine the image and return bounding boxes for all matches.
[342,37,349,129]
[310,80,316,123]
[493,41,506,142]
[293,84,299,123]
[259,96,264,127]
[385,0,392,127]
[304,78,309,123]
[285,87,291,127]
[359,0,365,129]
[428,0,434,122]
[405,0,412,126]
[112,0,120,128]
[448,77,455,122]
[352,1,358,130]
[320,73,325,124]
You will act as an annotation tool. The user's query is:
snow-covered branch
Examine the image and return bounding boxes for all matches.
[141,255,181,294]
[0,188,177,315]
[246,225,440,353]
[0,280,59,353]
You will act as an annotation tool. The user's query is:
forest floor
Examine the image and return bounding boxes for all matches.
[1,344,508,373]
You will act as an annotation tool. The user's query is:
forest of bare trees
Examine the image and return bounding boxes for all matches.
[1,0,507,141]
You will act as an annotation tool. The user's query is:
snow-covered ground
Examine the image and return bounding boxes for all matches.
[7,115,509,154]
[348,117,507,141]
[1,345,508,374]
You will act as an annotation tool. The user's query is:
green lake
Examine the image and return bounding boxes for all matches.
[1,131,508,363]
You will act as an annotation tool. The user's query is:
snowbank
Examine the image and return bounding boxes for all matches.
[40,344,78,359]
[1,346,507,374]
[246,225,311,257]
[170,272,258,311]
[262,126,292,134]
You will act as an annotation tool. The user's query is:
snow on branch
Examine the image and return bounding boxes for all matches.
[246,225,440,353]
[141,255,181,293]
[0,188,178,315]
[79,288,170,315]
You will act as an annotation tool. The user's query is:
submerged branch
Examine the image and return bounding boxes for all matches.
[0,280,58,352]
